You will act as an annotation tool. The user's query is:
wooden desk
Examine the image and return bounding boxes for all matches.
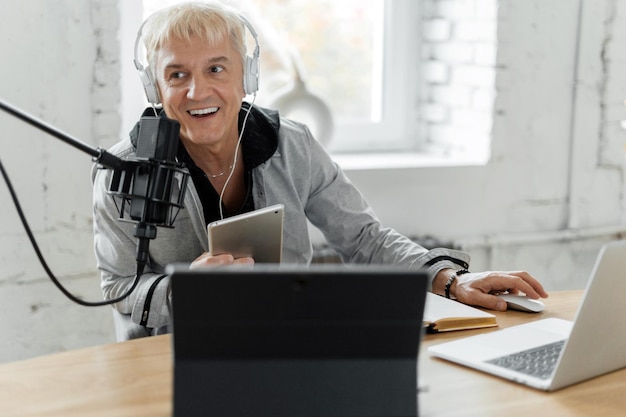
[420,290,626,417]
[0,290,623,417]
[0,332,173,417]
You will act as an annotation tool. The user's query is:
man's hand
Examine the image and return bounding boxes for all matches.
[190,252,254,269]
[433,269,549,311]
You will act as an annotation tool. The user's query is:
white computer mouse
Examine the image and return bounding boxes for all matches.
[496,294,545,313]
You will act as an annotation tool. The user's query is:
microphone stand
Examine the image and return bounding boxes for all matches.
[0,98,188,307]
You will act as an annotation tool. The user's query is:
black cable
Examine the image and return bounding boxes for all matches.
[0,156,143,307]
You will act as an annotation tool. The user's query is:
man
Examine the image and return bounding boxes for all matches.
[92,1,547,340]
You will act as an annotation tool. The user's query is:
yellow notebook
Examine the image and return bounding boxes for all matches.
[423,293,498,333]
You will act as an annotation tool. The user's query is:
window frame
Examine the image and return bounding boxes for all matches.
[328,0,420,154]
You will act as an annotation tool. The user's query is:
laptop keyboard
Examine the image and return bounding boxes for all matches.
[486,340,566,380]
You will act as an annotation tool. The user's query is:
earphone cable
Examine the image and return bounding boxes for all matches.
[218,94,256,220]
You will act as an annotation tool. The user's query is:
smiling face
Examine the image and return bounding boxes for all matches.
[154,34,246,151]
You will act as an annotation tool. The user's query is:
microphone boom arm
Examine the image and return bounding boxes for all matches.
[0,98,127,171]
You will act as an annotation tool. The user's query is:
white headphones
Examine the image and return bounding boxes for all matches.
[133,13,261,105]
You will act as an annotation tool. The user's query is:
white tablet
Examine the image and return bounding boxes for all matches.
[207,204,284,263]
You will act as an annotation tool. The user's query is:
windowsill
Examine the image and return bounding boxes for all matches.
[331,151,489,171]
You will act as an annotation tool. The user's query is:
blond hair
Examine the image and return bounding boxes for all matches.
[141,1,247,77]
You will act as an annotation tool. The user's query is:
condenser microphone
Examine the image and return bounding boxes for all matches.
[108,109,189,265]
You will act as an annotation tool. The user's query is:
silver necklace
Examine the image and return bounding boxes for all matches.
[206,165,233,179]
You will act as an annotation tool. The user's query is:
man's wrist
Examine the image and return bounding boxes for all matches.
[432,268,470,299]
[432,269,454,296]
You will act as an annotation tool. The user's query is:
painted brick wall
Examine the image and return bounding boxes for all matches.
[0,0,120,363]
[419,0,497,160]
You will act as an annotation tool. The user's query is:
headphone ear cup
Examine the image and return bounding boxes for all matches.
[243,55,259,95]
[138,65,161,105]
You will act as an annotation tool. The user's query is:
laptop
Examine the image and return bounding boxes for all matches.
[428,239,626,391]
[168,264,428,417]
[207,204,284,263]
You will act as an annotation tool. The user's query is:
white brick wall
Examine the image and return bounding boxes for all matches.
[92,0,122,147]
[0,0,120,363]
[422,19,452,42]
[419,0,497,157]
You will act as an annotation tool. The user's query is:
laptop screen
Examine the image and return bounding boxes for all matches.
[169,264,428,417]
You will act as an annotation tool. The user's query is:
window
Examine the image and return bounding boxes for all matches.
[137,0,419,154]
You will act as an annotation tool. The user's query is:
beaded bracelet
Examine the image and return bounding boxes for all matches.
[445,269,470,299]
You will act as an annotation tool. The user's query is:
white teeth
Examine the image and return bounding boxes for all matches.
[189,107,218,116]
